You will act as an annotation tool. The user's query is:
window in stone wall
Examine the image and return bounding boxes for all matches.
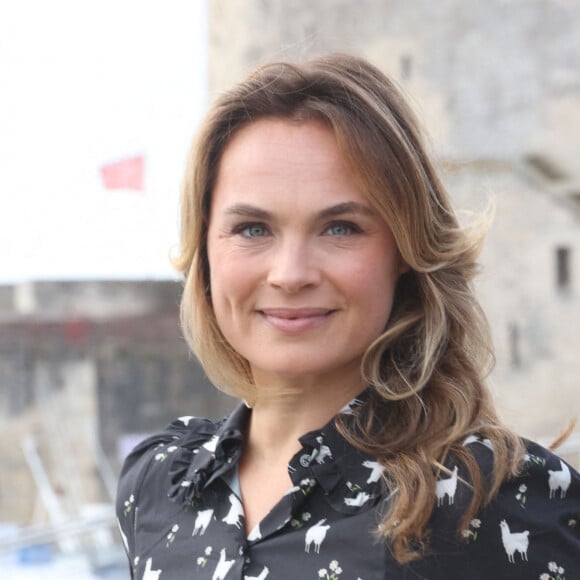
[556,246,571,293]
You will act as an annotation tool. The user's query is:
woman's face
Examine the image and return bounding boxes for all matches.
[207,118,403,388]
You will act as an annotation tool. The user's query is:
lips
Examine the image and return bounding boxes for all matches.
[258,308,336,333]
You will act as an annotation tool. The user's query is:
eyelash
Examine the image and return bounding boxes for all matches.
[323,221,363,236]
[231,222,269,238]
[230,220,363,239]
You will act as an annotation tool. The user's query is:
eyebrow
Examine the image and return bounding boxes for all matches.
[224,201,377,220]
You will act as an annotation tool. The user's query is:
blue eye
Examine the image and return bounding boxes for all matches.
[325,222,361,236]
[240,223,268,238]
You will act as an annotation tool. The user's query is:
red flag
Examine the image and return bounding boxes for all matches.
[100,155,145,190]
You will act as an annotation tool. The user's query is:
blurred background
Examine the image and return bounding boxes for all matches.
[1,0,579,577]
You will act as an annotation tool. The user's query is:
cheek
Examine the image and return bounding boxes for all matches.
[208,263,233,316]
[351,253,400,319]
[208,238,234,291]
[207,244,232,325]
[351,249,399,291]
[208,255,258,324]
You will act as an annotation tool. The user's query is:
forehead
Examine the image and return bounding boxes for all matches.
[212,118,364,203]
[219,117,338,166]
[222,118,354,179]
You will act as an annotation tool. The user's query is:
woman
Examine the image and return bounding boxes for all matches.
[117,54,580,579]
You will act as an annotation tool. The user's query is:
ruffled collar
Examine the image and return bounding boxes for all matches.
[167,392,385,514]
[167,403,247,504]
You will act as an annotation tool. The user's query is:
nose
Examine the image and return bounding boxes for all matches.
[267,238,321,293]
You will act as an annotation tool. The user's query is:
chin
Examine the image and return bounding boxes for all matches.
[249,354,360,386]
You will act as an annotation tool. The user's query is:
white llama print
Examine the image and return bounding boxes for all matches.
[313,436,333,464]
[339,398,362,415]
[499,519,529,563]
[548,460,572,499]
[203,435,220,454]
[462,434,493,450]
[435,465,458,506]
[177,416,195,426]
[244,565,269,580]
[362,460,385,484]
[222,493,244,528]
[344,491,372,507]
[247,523,262,541]
[212,548,235,580]
[305,518,331,554]
[193,508,214,536]
[463,434,478,446]
[142,557,162,580]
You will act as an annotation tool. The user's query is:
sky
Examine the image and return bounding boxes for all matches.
[0,0,207,284]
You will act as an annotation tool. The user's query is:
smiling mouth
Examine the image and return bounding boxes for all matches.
[258,308,336,332]
[259,308,334,318]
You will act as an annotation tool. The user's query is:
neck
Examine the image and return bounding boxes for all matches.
[243,370,365,463]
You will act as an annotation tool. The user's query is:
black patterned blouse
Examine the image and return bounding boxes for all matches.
[116,398,580,580]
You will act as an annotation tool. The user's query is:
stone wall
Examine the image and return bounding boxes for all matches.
[208,0,580,175]
[0,280,235,525]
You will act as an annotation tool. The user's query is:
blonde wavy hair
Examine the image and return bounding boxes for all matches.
[173,53,524,562]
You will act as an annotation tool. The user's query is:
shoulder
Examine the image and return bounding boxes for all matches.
[117,415,220,499]
[461,436,580,537]
[491,439,580,538]
[458,434,580,496]
[462,438,580,574]
[115,415,223,559]
[488,438,579,516]
[415,438,580,577]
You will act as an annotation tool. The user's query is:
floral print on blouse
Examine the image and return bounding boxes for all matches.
[116,398,580,579]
